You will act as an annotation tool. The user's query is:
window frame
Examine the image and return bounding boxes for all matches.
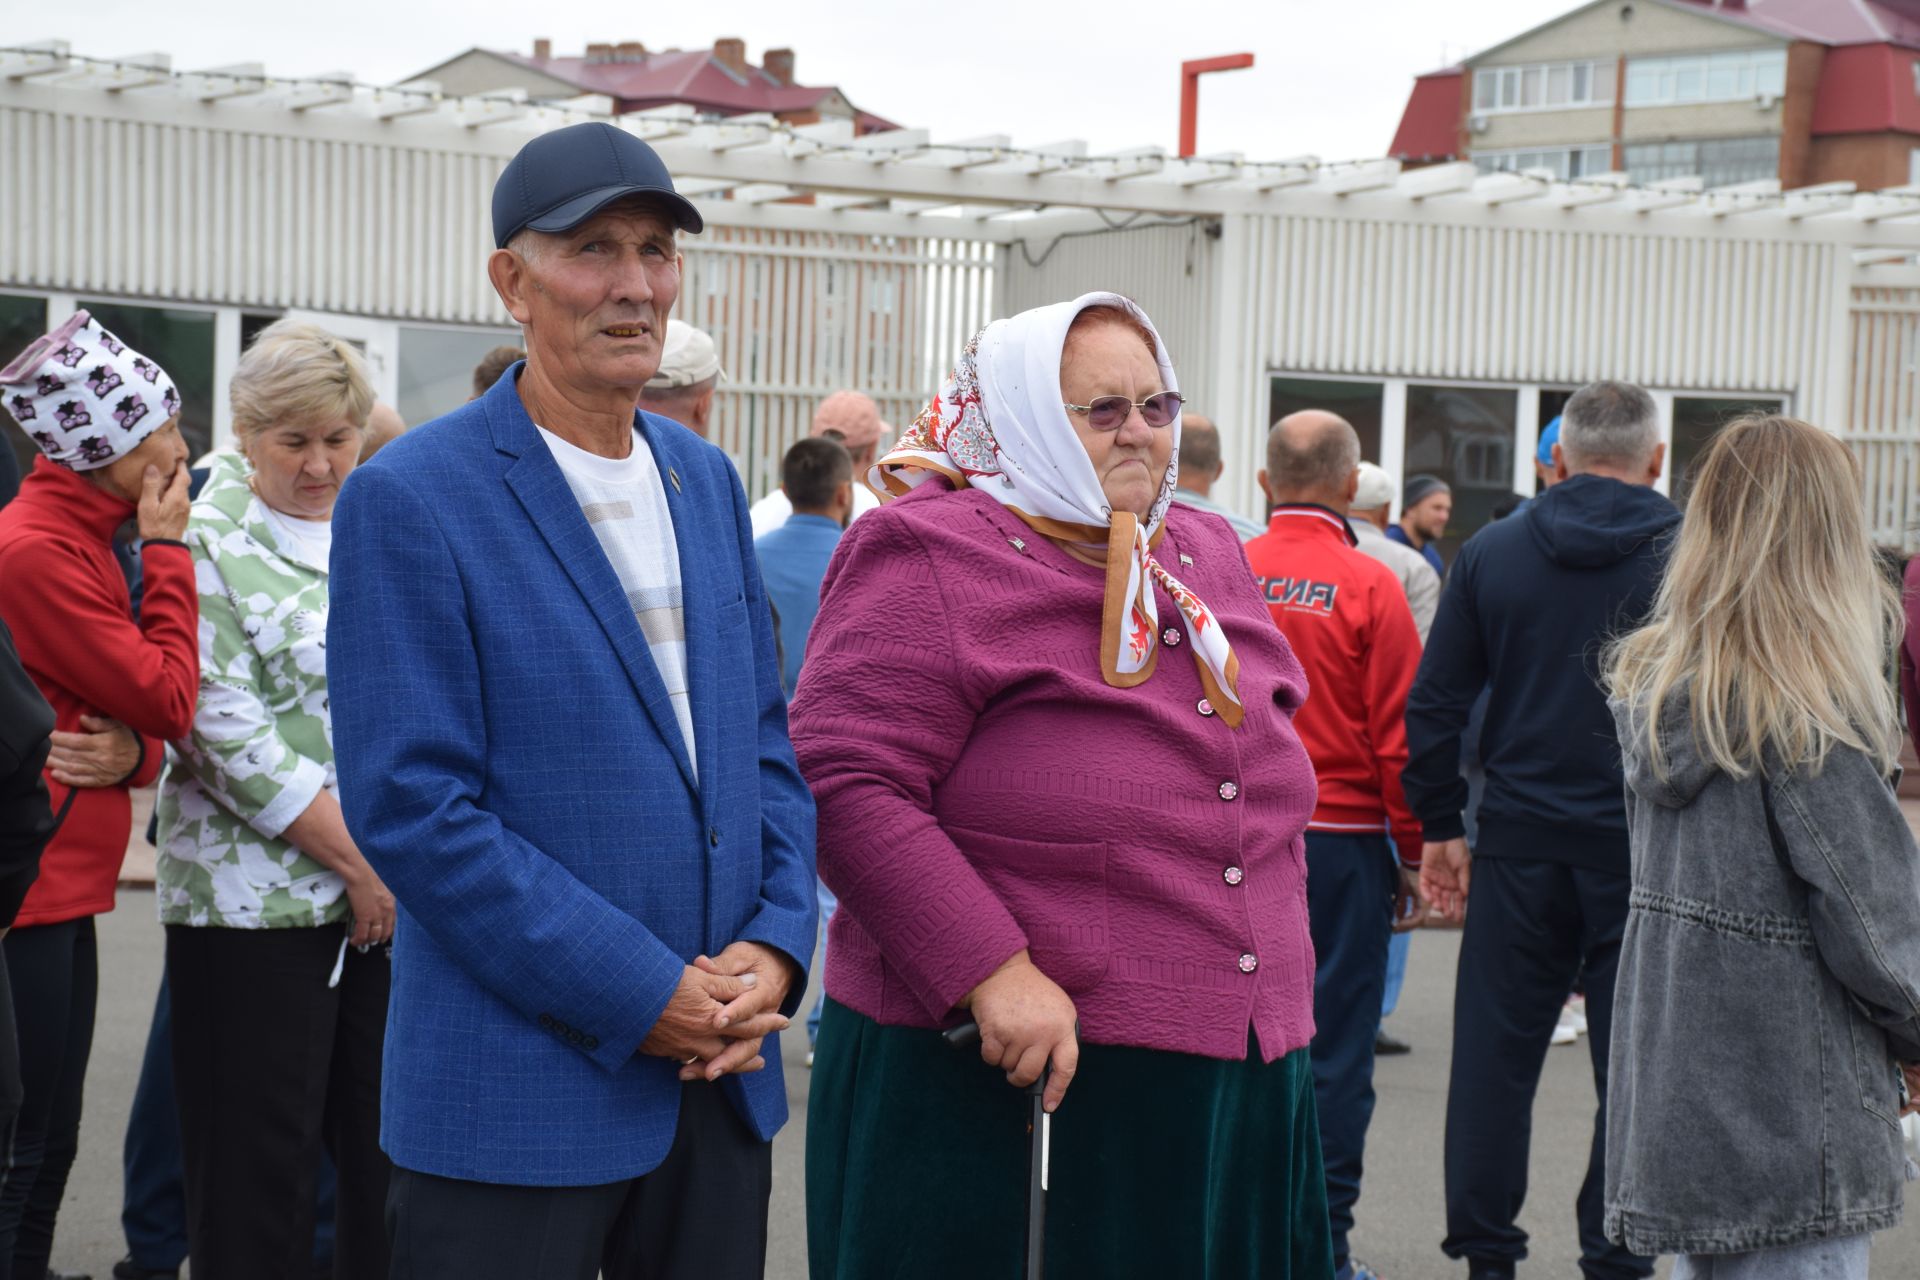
[1264,369,1795,515]
[1622,47,1788,107]
[1471,58,1616,117]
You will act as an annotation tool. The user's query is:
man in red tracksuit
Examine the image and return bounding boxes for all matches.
[1243,409,1424,1280]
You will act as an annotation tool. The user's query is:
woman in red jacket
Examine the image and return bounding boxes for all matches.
[0,311,198,1280]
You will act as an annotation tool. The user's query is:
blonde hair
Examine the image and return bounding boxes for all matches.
[1604,414,1902,779]
[230,320,374,442]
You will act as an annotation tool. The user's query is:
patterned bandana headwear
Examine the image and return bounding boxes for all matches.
[873,291,1244,727]
[0,310,180,472]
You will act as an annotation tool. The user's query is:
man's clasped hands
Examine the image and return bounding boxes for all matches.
[640,941,801,1082]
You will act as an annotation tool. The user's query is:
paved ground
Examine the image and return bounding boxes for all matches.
[41,789,1920,1276]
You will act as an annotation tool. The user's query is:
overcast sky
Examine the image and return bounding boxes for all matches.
[59,0,1561,161]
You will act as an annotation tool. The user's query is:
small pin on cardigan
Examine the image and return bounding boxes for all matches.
[1179,553,1194,567]
[668,468,681,493]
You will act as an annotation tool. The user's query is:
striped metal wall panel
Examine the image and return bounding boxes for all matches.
[0,101,998,498]
[997,220,1218,409]
[1849,287,1920,547]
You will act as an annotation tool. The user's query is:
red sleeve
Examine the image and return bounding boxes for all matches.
[0,537,199,742]
[1367,572,1425,868]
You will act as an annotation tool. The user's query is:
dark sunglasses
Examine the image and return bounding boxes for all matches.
[1062,391,1185,431]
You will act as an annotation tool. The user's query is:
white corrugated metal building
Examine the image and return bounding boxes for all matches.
[3,42,1917,550]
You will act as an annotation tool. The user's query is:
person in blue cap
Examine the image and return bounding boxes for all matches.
[326,121,816,1280]
[1535,416,1563,493]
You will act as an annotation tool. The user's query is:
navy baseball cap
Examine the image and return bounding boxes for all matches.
[492,121,704,249]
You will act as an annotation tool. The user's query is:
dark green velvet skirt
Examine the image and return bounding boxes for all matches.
[806,998,1334,1279]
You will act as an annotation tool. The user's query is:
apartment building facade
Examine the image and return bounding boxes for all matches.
[1390,0,1920,191]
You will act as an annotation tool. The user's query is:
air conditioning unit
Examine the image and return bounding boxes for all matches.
[1469,114,1492,134]
[1755,92,1778,110]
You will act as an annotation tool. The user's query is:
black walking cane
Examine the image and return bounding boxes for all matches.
[945,1021,1051,1280]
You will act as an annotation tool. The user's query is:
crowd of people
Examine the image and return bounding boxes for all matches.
[0,117,1918,1280]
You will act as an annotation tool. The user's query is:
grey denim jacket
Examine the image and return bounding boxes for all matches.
[1605,695,1920,1256]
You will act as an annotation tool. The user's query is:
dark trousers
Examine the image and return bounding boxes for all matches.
[0,918,97,1280]
[120,973,188,1272]
[123,966,342,1272]
[167,925,390,1280]
[387,1082,772,1280]
[1441,856,1653,1280]
[1305,831,1396,1271]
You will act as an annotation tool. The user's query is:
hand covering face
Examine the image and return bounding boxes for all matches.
[873,291,1243,726]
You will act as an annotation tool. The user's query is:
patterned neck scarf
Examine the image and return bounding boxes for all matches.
[872,292,1243,727]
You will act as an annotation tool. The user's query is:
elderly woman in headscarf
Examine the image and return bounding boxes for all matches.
[0,311,199,1279]
[790,293,1332,1278]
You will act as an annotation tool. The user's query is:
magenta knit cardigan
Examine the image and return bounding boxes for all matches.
[788,481,1321,1062]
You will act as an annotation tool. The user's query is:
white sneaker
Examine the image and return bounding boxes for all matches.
[1551,1007,1579,1046]
[1566,995,1588,1036]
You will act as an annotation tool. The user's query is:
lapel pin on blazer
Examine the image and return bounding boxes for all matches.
[668,467,681,493]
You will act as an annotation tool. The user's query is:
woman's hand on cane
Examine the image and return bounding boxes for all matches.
[965,949,1080,1113]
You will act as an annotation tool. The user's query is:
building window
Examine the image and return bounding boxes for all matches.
[1473,59,1615,115]
[1671,396,1783,500]
[1623,48,1786,106]
[1,294,50,501]
[397,326,523,428]
[1268,377,1384,467]
[1404,384,1518,560]
[77,301,218,464]
[1623,136,1779,187]
[1474,145,1614,181]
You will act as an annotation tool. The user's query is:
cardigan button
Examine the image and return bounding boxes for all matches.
[1197,699,1215,717]
[710,827,720,847]
[1223,866,1244,886]
[1218,780,1239,801]
[1237,953,1258,974]
[1162,627,1182,647]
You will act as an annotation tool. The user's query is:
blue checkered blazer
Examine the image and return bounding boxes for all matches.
[327,368,817,1186]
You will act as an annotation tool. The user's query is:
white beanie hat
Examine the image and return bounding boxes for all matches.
[1,310,180,471]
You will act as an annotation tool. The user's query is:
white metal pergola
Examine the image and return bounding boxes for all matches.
[8,42,1917,250]
[3,41,1919,535]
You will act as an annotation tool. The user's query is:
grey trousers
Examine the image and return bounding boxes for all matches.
[1674,1233,1870,1279]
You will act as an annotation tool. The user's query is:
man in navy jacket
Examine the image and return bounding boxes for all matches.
[1403,381,1677,1280]
[328,123,815,1279]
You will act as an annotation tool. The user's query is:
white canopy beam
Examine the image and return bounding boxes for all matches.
[2,40,72,81]
[187,63,267,103]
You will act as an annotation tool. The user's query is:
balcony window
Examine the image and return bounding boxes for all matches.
[1623,48,1787,106]
[1623,136,1779,187]
[1473,145,1614,181]
[1473,60,1614,115]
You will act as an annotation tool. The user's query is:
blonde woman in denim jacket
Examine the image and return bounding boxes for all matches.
[1603,414,1920,1279]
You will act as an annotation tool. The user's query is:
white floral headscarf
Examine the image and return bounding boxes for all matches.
[873,292,1243,727]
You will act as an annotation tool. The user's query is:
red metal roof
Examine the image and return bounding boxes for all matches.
[1389,69,1464,162]
[1663,0,1920,50]
[1810,43,1920,133]
[490,49,900,131]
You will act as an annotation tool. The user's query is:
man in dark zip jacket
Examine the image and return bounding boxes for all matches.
[1,614,59,1136]
[1403,381,1679,1280]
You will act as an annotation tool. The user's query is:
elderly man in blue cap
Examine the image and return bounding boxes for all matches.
[327,121,816,1279]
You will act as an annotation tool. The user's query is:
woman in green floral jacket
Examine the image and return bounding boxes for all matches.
[155,320,396,1280]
